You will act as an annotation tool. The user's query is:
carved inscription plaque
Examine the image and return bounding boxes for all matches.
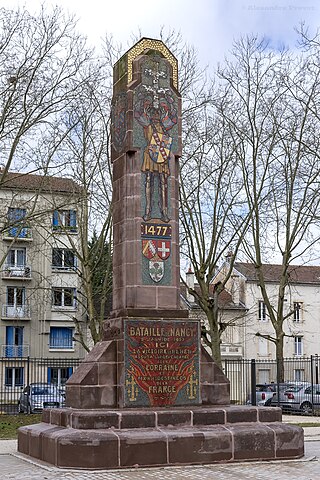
[124,319,200,407]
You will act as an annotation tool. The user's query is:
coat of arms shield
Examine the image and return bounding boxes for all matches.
[148,131,172,164]
[149,256,164,282]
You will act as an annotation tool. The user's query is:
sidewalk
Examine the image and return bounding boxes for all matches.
[282,414,320,440]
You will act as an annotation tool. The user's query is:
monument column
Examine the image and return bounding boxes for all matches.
[111,38,183,316]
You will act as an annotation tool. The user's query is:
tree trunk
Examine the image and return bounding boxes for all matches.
[276,332,285,382]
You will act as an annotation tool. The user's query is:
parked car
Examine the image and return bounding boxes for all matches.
[247,383,296,406]
[267,383,320,414]
[18,383,65,413]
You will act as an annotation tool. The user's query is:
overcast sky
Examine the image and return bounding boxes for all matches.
[1,0,319,67]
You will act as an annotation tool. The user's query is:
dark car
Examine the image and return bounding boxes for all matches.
[18,383,65,413]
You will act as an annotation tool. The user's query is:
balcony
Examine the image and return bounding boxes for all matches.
[1,344,30,357]
[1,265,32,280]
[221,344,243,357]
[2,226,32,241]
[1,304,31,320]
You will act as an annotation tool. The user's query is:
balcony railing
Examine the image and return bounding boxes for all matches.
[2,226,32,241]
[1,304,31,320]
[52,225,77,234]
[1,265,31,280]
[1,344,30,357]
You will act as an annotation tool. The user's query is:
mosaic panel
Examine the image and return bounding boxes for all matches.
[132,54,179,285]
[124,319,200,407]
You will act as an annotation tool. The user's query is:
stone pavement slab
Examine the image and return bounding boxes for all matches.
[0,439,318,480]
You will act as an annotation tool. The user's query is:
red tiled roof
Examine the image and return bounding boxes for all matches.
[0,170,81,194]
[235,262,320,284]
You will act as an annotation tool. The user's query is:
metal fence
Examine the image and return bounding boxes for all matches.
[1,355,319,415]
[0,356,81,414]
[224,355,320,414]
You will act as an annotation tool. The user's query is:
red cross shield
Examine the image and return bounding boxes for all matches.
[156,240,171,260]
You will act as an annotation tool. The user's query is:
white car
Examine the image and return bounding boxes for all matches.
[18,383,65,413]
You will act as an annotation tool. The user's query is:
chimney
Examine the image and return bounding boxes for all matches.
[186,265,195,303]
[231,274,240,305]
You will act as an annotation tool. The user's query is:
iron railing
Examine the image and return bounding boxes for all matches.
[0,356,82,414]
[0,355,319,415]
[1,304,31,319]
[224,355,320,414]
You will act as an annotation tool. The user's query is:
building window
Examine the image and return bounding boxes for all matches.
[294,369,304,382]
[258,337,268,356]
[5,367,24,387]
[294,336,303,356]
[7,286,25,306]
[49,327,73,350]
[293,302,302,322]
[6,248,26,267]
[258,369,270,384]
[52,248,76,270]
[52,287,76,308]
[7,208,26,222]
[4,286,29,318]
[48,367,73,386]
[258,301,267,321]
[6,208,30,238]
[5,326,24,357]
[52,210,77,232]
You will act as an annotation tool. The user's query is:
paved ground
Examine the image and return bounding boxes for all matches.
[0,417,319,479]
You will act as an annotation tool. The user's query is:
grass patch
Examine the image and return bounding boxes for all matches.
[0,414,42,439]
[294,422,320,428]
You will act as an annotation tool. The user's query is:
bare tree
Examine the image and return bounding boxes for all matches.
[218,35,320,379]
[179,86,254,366]
[0,5,114,352]
[58,65,114,350]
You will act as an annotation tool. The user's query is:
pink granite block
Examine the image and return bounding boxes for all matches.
[118,429,167,467]
[167,427,232,464]
[231,424,275,460]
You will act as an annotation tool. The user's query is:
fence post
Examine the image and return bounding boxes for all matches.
[26,356,30,414]
[276,358,281,407]
[251,359,256,406]
[311,355,315,415]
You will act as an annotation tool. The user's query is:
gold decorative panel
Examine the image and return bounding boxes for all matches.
[127,38,178,89]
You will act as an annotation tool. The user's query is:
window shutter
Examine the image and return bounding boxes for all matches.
[5,327,14,358]
[52,210,59,227]
[17,327,24,346]
[69,210,76,228]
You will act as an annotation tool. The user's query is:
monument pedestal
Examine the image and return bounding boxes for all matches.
[18,406,303,469]
[17,38,304,469]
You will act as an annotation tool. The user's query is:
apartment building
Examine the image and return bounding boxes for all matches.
[0,171,87,390]
[183,262,320,364]
[222,262,320,360]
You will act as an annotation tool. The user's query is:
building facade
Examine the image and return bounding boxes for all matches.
[0,171,87,392]
[183,262,320,364]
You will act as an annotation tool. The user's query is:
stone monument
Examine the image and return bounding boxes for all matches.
[18,38,304,469]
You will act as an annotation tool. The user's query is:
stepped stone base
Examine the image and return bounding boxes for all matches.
[18,406,304,469]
